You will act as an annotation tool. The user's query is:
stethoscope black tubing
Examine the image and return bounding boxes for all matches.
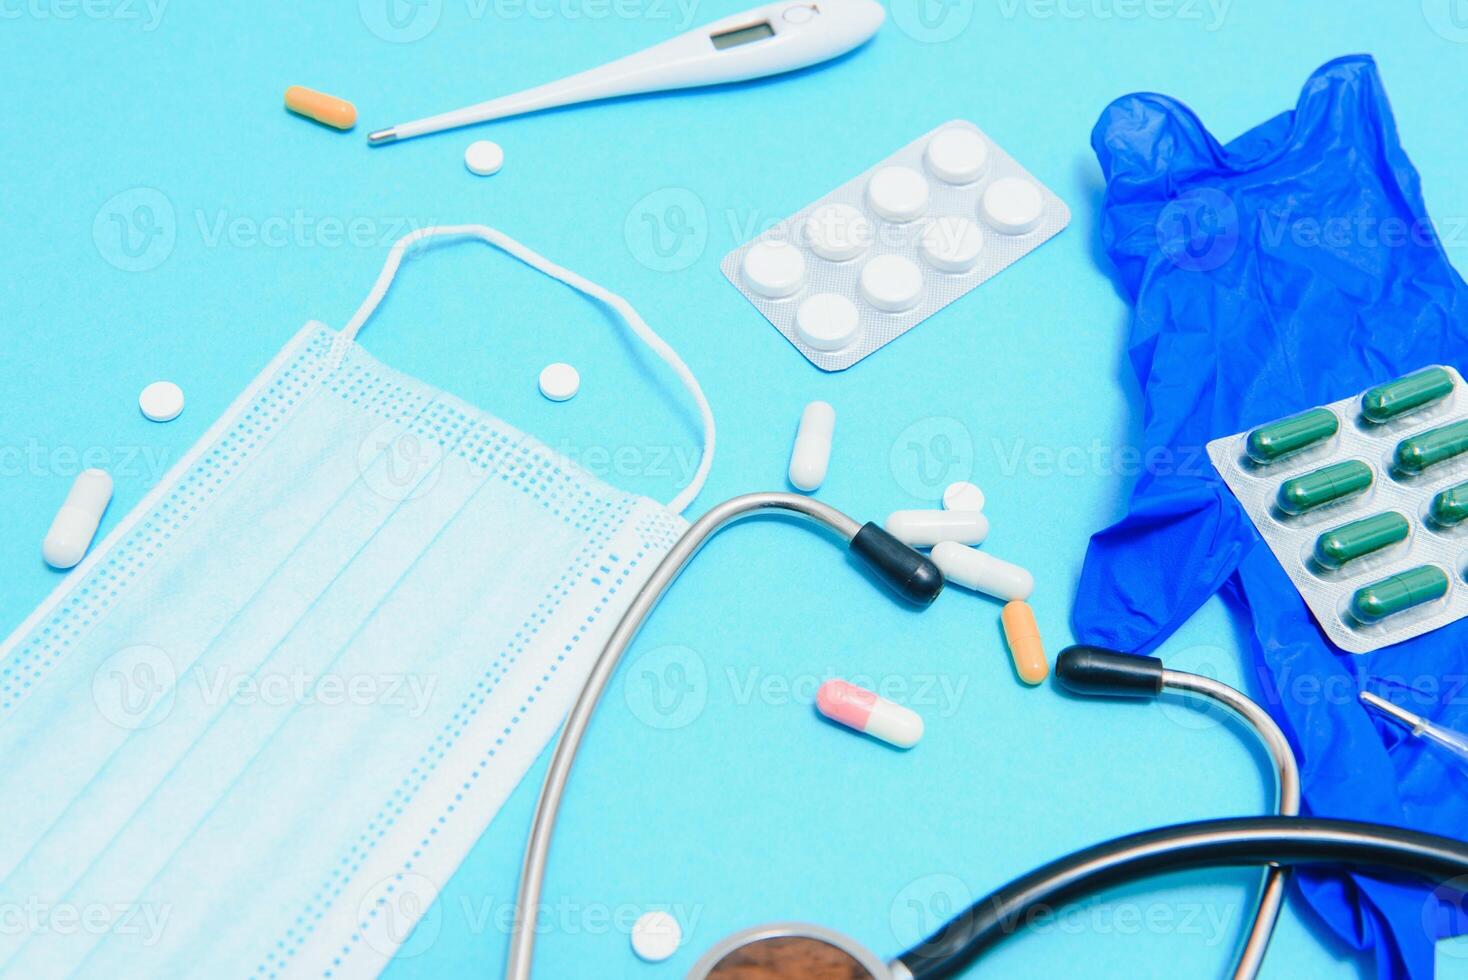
[895,816,1468,979]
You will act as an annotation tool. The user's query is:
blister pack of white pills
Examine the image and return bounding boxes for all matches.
[720,119,1069,372]
[1206,365,1468,654]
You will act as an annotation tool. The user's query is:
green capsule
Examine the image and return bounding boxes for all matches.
[1313,512,1410,570]
[1394,419,1468,475]
[1246,408,1339,464]
[1431,482,1468,527]
[1350,565,1450,624]
[1361,366,1455,423]
[1276,460,1374,516]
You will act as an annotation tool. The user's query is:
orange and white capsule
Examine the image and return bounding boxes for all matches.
[816,679,923,749]
[1001,601,1048,685]
[284,85,357,130]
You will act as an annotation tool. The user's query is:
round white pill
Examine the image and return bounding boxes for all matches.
[981,177,1045,235]
[943,481,986,512]
[803,203,872,261]
[859,254,923,313]
[866,166,930,223]
[631,910,681,962]
[139,381,184,422]
[919,215,985,273]
[538,362,580,401]
[464,140,504,176]
[741,240,806,298]
[925,127,990,184]
[795,293,860,351]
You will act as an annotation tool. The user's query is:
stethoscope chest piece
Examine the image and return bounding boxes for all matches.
[686,921,897,980]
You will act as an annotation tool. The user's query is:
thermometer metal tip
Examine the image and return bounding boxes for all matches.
[1360,691,1427,733]
[367,127,399,146]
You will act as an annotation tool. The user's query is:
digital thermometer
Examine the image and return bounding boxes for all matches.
[367,0,884,144]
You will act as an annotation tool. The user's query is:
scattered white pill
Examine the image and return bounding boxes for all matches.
[817,678,924,749]
[789,400,835,492]
[803,203,872,261]
[931,541,1033,601]
[43,468,112,569]
[138,381,184,422]
[538,362,580,401]
[859,254,923,313]
[981,177,1045,235]
[795,293,861,351]
[919,215,985,273]
[631,910,681,962]
[885,509,988,548]
[866,165,930,223]
[943,481,986,512]
[741,240,806,298]
[464,140,504,176]
[925,127,990,185]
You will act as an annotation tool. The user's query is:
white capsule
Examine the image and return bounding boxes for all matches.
[817,679,924,749]
[43,468,113,569]
[930,541,1033,600]
[884,509,988,548]
[788,401,835,492]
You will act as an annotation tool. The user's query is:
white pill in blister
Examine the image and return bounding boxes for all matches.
[803,203,872,261]
[796,293,860,351]
[931,541,1033,600]
[919,216,985,273]
[981,177,1045,235]
[464,140,504,176]
[866,165,930,223]
[885,509,989,548]
[943,481,986,512]
[631,910,681,962]
[742,240,806,298]
[139,381,184,422]
[43,468,112,569]
[789,400,835,492]
[859,254,923,313]
[538,362,580,401]
[925,127,989,184]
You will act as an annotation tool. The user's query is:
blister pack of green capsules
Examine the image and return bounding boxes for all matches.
[1207,366,1468,653]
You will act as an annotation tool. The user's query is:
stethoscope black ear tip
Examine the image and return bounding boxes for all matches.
[1054,644,1166,698]
[848,522,945,606]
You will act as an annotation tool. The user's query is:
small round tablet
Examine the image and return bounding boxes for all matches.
[631,910,681,962]
[139,381,184,422]
[803,203,872,261]
[866,166,930,223]
[859,254,923,313]
[943,481,985,512]
[464,140,504,176]
[538,362,579,401]
[925,127,989,184]
[795,293,861,351]
[981,177,1044,235]
[741,240,806,298]
[919,215,984,273]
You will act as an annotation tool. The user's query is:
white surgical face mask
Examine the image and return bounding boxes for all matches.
[0,225,714,977]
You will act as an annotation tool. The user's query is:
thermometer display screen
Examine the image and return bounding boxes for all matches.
[710,21,775,49]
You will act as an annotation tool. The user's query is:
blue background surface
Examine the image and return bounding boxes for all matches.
[3,1,1468,977]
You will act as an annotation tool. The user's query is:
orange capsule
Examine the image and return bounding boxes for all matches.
[284,85,357,130]
[1001,600,1048,685]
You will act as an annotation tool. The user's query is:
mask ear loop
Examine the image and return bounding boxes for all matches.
[340,224,715,515]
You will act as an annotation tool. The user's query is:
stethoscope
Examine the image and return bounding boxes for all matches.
[502,492,1468,980]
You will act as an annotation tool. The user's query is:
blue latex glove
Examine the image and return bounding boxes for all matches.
[1075,55,1468,978]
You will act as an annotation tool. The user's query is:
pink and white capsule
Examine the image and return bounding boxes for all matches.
[816,679,924,749]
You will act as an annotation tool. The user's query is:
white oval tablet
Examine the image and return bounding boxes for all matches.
[981,177,1045,235]
[741,240,806,298]
[538,362,580,401]
[631,910,681,963]
[795,293,860,351]
[859,254,923,313]
[803,203,872,261]
[866,165,930,223]
[919,216,984,273]
[139,381,184,422]
[943,481,985,512]
[925,127,989,184]
[464,140,504,176]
